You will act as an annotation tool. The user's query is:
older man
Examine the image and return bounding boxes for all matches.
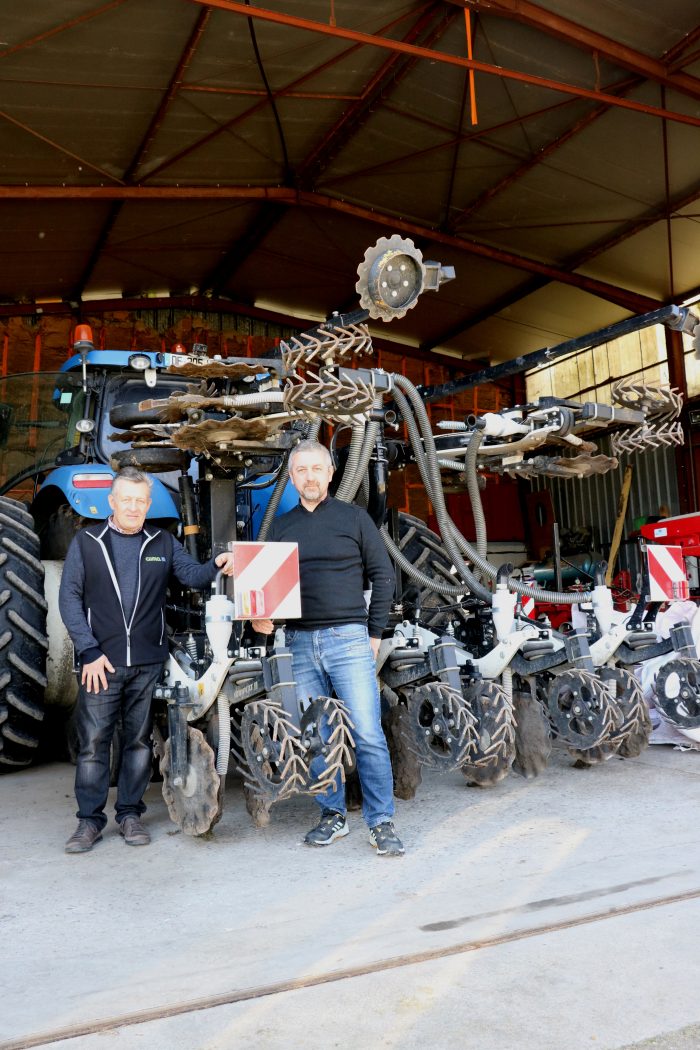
[59,466,235,853]
[253,440,403,856]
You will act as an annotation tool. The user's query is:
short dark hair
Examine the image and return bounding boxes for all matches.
[111,467,153,494]
[289,440,332,469]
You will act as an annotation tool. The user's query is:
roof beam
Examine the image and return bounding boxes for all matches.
[296,4,454,187]
[73,8,211,298]
[0,183,659,314]
[421,177,700,350]
[446,27,698,234]
[0,0,129,60]
[204,5,454,299]
[449,75,641,230]
[199,203,282,296]
[190,0,700,128]
[141,8,424,182]
[455,0,700,101]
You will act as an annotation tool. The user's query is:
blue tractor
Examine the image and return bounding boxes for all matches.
[1,236,695,835]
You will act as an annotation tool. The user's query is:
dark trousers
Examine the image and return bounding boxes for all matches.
[74,664,162,830]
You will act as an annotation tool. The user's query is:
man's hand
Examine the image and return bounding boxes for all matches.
[81,655,115,694]
[215,552,235,576]
[370,636,381,659]
[251,618,275,635]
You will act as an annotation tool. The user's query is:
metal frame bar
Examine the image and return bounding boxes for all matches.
[0,0,129,60]
[455,0,700,101]
[189,0,700,128]
[143,7,425,181]
[201,4,455,297]
[73,7,212,298]
[0,184,662,313]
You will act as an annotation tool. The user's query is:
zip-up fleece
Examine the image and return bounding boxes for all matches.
[73,522,173,666]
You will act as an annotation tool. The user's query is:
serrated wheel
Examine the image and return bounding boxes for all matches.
[654,658,700,729]
[546,670,617,750]
[569,666,650,765]
[235,699,308,804]
[461,679,516,786]
[299,696,356,796]
[160,727,222,836]
[355,235,426,321]
[611,378,682,421]
[398,681,476,771]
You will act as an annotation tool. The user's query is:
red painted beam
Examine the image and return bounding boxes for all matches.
[188,0,700,128]
[456,0,700,101]
[0,184,662,312]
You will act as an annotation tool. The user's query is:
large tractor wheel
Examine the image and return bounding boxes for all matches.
[0,497,49,771]
[39,504,87,560]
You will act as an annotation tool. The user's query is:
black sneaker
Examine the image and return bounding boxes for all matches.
[369,821,405,856]
[65,820,103,854]
[304,809,349,847]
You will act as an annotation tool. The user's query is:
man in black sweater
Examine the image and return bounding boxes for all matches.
[59,466,235,853]
[253,440,403,856]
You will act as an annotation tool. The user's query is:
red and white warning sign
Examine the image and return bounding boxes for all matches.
[521,575,536,618]
[646,544,690,602]
[230,542,301,620]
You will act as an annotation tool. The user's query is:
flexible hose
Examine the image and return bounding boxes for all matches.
[392,380,492,602]
[437,457,469,471]
[393,374,586,606]
[257,419,321,539]
[501,666,513,706]
[381,526,467,596]
[334,422,367,501]
[215,686,232,775]
[336,398,383,503]
[464,427,487,563]
[219,391,285,407]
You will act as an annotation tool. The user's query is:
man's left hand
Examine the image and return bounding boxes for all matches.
[370,636,381,660]
[215,552,235,576]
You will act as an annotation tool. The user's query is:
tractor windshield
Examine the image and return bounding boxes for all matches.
[0,372,85,497]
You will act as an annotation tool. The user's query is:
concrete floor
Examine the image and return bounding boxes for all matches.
[1,743,699,1050]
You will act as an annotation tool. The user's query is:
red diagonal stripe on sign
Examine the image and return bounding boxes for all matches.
[261,548,300,616]
[233,544,264,576]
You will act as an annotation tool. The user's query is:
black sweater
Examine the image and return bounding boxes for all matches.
[267,497,395,637]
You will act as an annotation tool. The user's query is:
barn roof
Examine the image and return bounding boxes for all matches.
[1,0,699,363]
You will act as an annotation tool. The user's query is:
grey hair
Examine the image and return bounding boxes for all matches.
[111,466,153,493]
[289,440,333,469]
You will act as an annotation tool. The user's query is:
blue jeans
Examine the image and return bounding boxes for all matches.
[74,664,162,830]
[287,624,394,828]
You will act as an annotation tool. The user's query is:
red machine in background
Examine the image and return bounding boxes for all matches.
[640,512,700,557]
[641,513,700,596]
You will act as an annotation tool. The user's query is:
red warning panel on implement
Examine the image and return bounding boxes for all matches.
[231,542,301,620]
[646,544,690,602]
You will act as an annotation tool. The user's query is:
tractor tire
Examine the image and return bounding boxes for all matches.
[243,784,272,828]
[395,513,467,632]
[0,497,49,772]
[512,688,552,779]
[384,701,423,800]
[39,504,88,560]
